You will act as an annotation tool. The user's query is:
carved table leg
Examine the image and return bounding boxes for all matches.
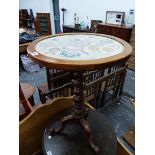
[80,118,99,154]
[50,114,74,135]
[49,71,99,154]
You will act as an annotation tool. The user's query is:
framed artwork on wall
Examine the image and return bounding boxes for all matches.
[105,11,125,26]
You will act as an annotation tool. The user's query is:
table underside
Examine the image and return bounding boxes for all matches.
[43,109,117,155]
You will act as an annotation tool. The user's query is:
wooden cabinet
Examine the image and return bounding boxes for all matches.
[97,24,111,35]
[63,25,91,33]
[19,9,29,28]
[35,13,52,35]
[19,10,23,27]
[97,23,132,42]
[63,24,132,42]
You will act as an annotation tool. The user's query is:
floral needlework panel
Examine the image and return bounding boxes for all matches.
[35,34,124,60]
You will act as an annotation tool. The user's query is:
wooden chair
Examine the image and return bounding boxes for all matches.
[19,83,34,121]
[39,69,106,104]
[19,96,134,155]
[46,68,73,90]
[38,63,127,110]
[99,64,127,108]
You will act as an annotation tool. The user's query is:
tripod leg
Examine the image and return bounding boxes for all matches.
[50,114,74,135]
[80,118,99,154]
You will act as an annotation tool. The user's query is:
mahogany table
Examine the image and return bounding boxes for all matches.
[27,33,132,154]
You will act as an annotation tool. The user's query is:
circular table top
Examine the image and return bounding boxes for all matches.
[27,33,132,70]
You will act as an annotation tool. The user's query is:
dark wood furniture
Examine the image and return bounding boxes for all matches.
[35,13,52,35]
[19,10,24,28]
[43,109,117,155]
[27,33,132,154]
[19,97,134,155]
[63,24,132,42]
[38,63,127,110]
[45,68,73,90]
[63,25,92,33]
[97,23,132,42]
[19,9,34,29]
[19,9,29,28]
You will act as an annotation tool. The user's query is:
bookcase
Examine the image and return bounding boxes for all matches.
[35,13,52,35]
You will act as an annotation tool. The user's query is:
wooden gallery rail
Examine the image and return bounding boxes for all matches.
[38,63,127,109]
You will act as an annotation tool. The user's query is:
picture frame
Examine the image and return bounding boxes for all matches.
[105,11,125,26]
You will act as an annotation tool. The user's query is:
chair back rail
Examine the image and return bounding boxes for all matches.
[19,83,33,121]
[39,62,127,109]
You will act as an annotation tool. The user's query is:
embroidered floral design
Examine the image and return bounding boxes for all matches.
[36,35,124,60]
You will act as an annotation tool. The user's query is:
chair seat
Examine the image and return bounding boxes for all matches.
[20,83,35,99]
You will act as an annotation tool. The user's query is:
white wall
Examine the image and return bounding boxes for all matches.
[59,0,135,29]
[19,0,51,16]
[20,0,135,33]
[19,0,55,34]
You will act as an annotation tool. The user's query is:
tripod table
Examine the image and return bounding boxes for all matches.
[27,33,132,154]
